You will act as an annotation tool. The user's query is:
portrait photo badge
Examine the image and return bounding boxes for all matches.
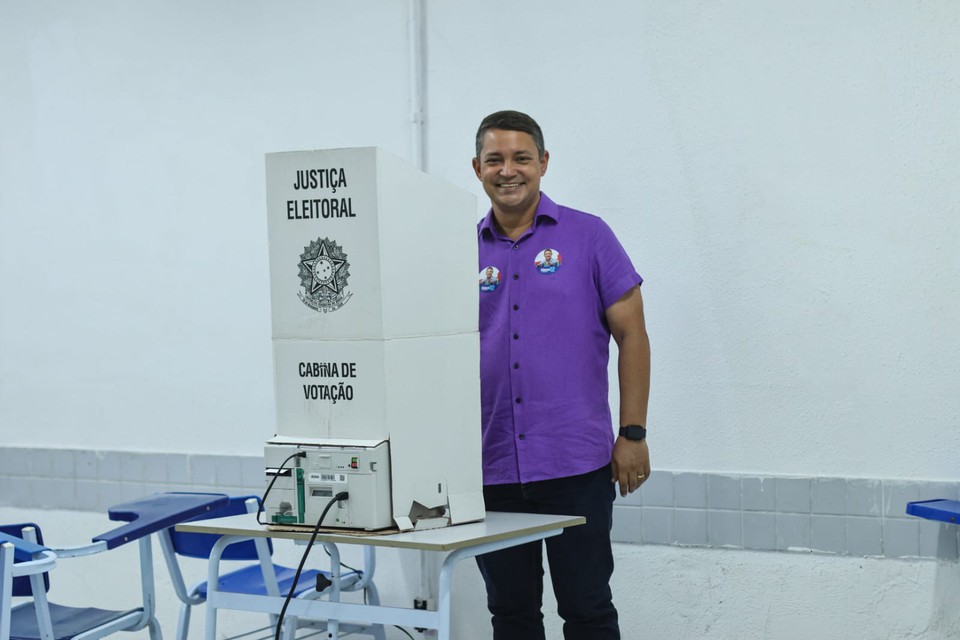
[298,237,352,312]
[479,265,501,293]
[535,248,562,274]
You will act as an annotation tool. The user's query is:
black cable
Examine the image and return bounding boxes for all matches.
[322,545,361,575]
[320,539,414,640]
[393,625,416,639]
[257,451,305,525]
[274,491,348,640]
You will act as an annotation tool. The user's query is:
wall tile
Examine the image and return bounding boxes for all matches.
[0,447,31,476]
[615,487,643,507]
[142,455,168,484]
[919,521,959,559]
[241,456,266,492]
[96,481,124,512]
[846,516,882,556]
[7,447,960,561]
[708,510,741,548]
[846,479,882,517]
[641,507,673,545]
[97,451,123,482]
[742,477,776,512]
[75,450,98,480]
[166,454,191,485]
[215,456,244,487]
[612,505,643,544]
[120,453,148,484]
[882,481,920,518]
[48,449,76,479]
[707,474,741,511]
[675,509,708,546]
[811,478,846,515]
[776,513,811,551]
[810,515,845,554]
[28,450,55,478]
[6,476,34,506]
[0,477,13,505]
[48,479,75,509]
[191,455,218,486]
[743,512,776,551]
[75,480,100,512]
[776,477,811,514]
[640,472,673,508]
[675,473,707,509]
[883,518,919,558]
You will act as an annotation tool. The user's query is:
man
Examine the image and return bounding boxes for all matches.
[473,110,651,640]
[538,248,559,267]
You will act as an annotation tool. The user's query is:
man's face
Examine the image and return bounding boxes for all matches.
[485,267,493,279]
[473,129,548,217]
[544,249,553,262]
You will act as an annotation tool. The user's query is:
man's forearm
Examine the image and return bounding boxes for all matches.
[617,329,651,427]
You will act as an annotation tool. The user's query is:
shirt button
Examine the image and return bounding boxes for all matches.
[513,245,520,250]
[518,434,526,440]
[513,304,519,311]
[513,274,519,280]
[513,362,519,369]
[513,333,519,340]
[515,397,522,404]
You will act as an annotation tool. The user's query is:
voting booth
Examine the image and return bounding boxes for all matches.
[262,147,484,531]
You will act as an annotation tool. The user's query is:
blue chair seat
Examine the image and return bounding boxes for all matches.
[197,565,357,598]
[8,603,139,640]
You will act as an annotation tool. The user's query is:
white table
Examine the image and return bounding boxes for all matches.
[176,511,584,640]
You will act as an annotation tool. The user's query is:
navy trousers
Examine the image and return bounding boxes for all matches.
[475,465,620,640]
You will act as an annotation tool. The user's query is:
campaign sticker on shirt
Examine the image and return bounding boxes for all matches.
[534,248,562,274]
[479,266,501,292]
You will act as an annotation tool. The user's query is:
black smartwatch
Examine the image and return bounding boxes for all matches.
[619,425,647,441]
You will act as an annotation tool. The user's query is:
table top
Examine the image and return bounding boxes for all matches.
[176,511,584,552]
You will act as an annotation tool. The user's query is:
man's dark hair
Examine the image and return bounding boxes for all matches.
[475,110,545,160]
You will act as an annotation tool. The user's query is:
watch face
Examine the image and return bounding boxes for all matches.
[621,426,646,440]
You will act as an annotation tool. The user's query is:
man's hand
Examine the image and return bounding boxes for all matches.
[611,437,650,497]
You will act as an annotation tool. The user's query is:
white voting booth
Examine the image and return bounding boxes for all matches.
[262,147,484,532]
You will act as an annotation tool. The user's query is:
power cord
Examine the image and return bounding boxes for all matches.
[257,451,306,526]
[265,485,419,640]
[322,545,361,575]
[274,491,348,640]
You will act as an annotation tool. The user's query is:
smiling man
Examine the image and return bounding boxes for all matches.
[472,110,652,640]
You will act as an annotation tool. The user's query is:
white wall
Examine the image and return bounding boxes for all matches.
[1,1,415,453]
[4,0,958,472]
[425,0,960,479]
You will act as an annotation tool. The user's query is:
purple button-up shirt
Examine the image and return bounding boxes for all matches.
[477,193,642,485]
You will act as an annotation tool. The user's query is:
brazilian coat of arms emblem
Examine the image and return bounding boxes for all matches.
[298,237,352,312]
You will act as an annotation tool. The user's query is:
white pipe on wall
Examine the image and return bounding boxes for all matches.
[408,0,427,171]
[408,1,441,626]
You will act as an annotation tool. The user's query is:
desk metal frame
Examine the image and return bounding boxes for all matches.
[176,511,584,640]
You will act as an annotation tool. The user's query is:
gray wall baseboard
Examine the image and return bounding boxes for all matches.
[2,447,957,560]
[613,471,960,559]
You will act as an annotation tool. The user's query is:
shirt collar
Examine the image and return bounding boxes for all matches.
[478,192,560,239]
